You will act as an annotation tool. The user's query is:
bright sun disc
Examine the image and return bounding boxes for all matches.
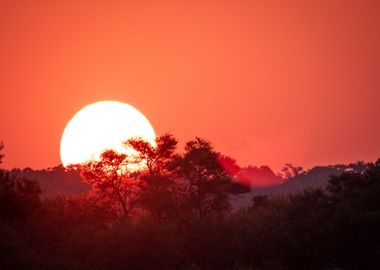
[60,101,156,167]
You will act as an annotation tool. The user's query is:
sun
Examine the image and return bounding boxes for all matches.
[60,101,156,167]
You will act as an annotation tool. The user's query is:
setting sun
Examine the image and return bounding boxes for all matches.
[60,101,156,167]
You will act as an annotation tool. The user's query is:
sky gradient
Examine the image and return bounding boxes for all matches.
[1,0,379,172]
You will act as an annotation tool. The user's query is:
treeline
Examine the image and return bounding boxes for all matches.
[0,137,380,270]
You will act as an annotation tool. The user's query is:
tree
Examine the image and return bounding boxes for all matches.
[279,163,304,179]
[171,137,247,220]
[0,143,41,223]
[126,134,187,223]
[323,160,380,269]
[78,150,137,221]
[125,133,178,177]
[0,171,41,223]
[0,141,4,164]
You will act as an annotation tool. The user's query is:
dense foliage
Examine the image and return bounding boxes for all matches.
[0,137,379,270]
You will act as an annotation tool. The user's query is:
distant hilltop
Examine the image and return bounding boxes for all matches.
[9,165,89,197]
[6,161,372,201]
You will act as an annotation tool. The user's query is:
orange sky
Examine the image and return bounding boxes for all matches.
[1,0,379,172]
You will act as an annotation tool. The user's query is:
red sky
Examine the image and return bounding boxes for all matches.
[1,0,379,172]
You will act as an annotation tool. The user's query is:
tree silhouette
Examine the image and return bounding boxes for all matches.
[171,137,247,220]
[0,142,41,223]
[79,150,137,221]
[279,163,304,179]
[125,134,178,176]
[0,141,4,164]
[0,172,41,223]
[125,134,183,222]
[323,160,380,269]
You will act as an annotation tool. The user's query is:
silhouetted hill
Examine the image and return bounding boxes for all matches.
[10,165,90,197]
[232,161,370,208]
[273,161,368,192]
[237,165,281,187]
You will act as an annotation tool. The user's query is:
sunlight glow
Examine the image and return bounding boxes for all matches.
[60,101,156,167]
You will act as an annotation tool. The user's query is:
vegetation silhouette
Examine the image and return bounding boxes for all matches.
[78,150,137,221]
[0,141,4,164]
[1,138,380,270]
